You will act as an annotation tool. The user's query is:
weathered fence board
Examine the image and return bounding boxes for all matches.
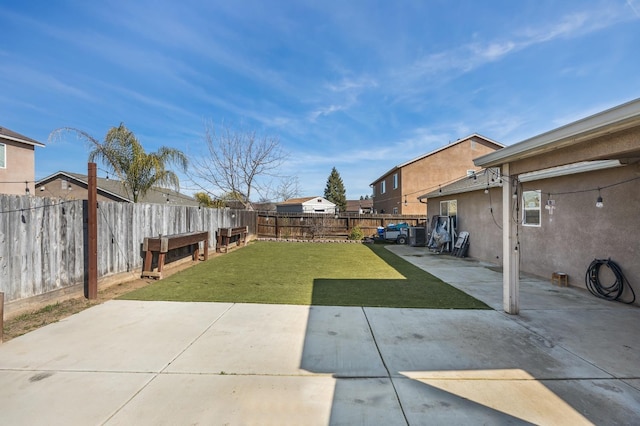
[0,194,255,304]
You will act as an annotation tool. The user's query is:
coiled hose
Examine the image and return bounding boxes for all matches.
[585,258,636,304]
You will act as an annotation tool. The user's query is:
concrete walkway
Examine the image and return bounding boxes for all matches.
[0,246,639,425]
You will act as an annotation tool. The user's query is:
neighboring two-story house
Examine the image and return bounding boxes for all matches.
[0,126,45,195]
[369,134,504,215]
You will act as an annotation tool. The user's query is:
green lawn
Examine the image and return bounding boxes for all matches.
[120,241,490,309]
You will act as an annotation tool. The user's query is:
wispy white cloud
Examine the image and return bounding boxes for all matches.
[308,76,378,121]
[0,62,94,101]
[397,6,630,89]
[627,0,640,17]
[326,77,378,93]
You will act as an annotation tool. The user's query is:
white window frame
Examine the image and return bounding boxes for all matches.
[0,143,5,169]
[522,190,541,227]
[392,207,398,214]
[393,173,398,189]
[380,180,386,194]
[439,200,457,217]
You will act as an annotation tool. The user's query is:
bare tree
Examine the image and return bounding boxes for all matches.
[190,121,288,209]
[260,176,301,202]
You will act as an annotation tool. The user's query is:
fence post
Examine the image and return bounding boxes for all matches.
[0,291,4,344]
[87,163,98,299]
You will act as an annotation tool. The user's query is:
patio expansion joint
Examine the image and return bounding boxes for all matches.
[362,307,410,426]
[101,302,237,424]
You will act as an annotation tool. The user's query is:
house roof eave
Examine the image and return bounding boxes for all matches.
[474,98,640,168]
[0,127,45,147]
[36,171,133,202]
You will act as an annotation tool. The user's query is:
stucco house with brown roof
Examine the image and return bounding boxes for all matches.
[369,134,504,215]
[345,198,373,214]
[35,171,199,206]
[421,98,640,312]
[0,126,45,195]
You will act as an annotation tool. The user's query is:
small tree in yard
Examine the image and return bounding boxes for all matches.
[348,226,364,240]
[324,167,347,212]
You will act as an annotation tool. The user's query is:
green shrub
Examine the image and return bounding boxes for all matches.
[348,226,364,240]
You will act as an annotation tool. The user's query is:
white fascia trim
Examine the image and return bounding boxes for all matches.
[0,134,45,147]
[518,160,622,182]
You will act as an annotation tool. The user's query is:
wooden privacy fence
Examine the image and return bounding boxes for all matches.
[256,212,427,240]
[0,194,256,304]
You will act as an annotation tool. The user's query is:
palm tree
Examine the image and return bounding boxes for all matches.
[52,123,188,202]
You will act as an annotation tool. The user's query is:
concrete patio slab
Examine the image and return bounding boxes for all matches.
[514,307,640,378]
[0,370,154,425]
[364,308,609,380]
[107,375,404,426]
[388,245,625,310]
[395,376,592,425]
[0,301,232,372]
[166,304,387,377]
[539,379,640,425]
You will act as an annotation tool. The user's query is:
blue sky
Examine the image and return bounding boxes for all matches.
[1,0,639,200]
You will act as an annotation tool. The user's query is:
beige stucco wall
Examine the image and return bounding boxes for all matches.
[429,162,640,306]
[518,163,639,304]
[373,137,501,215]
[0,141,36,195]
[427,187,503,265]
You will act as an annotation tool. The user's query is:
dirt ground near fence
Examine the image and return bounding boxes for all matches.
[2,258,206,343]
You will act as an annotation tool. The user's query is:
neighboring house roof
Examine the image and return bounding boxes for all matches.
[370,133,504,185]
[418,168,503,199]
[36,171,198,206]
[252,202,277,211]
[0,126,45,147]
[474,98,640,168]
[345,199,373,212]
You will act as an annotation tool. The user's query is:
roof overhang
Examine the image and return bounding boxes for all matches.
[474,98,640,168]
[0,133,45,147]
[518,160,623,183]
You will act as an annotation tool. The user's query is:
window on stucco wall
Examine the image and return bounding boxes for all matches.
[0,143,5,168]
[522,190,541,226]
[440,200,457,217]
